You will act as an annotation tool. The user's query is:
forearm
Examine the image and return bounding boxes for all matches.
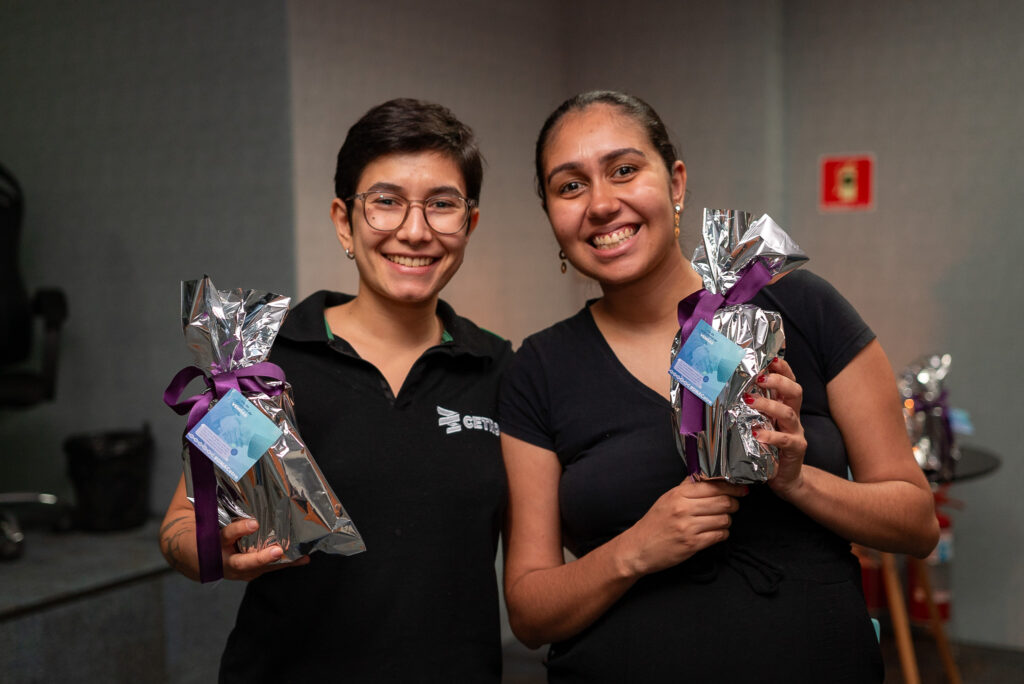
[159,476,202,582]
[159,511,201,581]
[774,465,938,557]
[505,534,638,648]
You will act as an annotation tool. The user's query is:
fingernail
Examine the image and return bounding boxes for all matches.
[269,546,283,559]
[743,394,755,405]
[752,429,759,438]
[772,357,779,364]
[245,520,258,532]
[756,375,765,384]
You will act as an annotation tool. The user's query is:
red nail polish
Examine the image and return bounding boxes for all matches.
[752,429,759,438]
[757,375,765,383]
[743,394,754,405]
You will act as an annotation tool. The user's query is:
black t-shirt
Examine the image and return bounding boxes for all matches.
[499,270,883,683]
[220,291,512,683]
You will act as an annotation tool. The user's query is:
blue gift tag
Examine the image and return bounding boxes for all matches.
[669,319,746,405]
[186,388,283,482]
[948,407,974,436]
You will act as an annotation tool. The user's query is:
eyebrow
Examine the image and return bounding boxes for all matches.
[545,147,647,186]
[363,181,466,197]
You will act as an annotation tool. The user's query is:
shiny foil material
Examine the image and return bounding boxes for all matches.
[671,209,808,484]
[898,353,959,482]
[179,276,365,560]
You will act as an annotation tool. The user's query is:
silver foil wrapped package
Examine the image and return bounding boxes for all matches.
[168,276,364,580]
[898,353,959,482]
[671,209,808,484]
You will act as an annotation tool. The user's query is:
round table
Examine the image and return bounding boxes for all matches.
[937,445,1001,484]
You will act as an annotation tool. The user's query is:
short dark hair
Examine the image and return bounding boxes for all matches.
[334,98,483,213]
[534,91,678,208]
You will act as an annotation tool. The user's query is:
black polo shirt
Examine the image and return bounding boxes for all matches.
[220,291,512,683]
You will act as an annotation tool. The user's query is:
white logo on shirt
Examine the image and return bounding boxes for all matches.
[436,406,500,436]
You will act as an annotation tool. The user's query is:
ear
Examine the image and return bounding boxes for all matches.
[331,198,354,252]
[671,160,687,209]
[464,208,480,239]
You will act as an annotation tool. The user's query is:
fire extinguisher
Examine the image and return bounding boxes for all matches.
[908,486,961,623]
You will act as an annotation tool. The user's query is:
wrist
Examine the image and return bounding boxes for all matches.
[770,470,807,502]
[608,528,646,580]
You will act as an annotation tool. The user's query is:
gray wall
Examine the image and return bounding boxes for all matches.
[0,1,295,514]
[2,0,1020,660]
[781,0,1024,649]
[560,0,786,257]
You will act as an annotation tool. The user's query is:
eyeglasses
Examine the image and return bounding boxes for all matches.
[347,191,476,235]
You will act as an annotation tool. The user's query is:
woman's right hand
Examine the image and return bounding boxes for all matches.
[502,435,747,647]
[220,519,310,581]
[160,475,310,583]
[616,478,746,577]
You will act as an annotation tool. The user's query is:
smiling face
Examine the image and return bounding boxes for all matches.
[540,104,686,287]
[332,150,477,306]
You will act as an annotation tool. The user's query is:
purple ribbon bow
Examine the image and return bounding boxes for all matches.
[163,361,286,583]
[676,259,773,474]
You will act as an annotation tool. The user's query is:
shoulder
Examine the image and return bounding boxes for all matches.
[760,269,875,381]
[517,303,596,358]
[501,304,595,400]
[758,269,865,328]
[762,269,843,307]
[498,308,593,447]
[279,290,354,342]
[438,299,513,367]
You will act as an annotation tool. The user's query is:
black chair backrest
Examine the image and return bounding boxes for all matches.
[0,162,33,364]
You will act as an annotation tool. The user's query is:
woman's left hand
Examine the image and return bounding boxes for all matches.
[745,357,808,498]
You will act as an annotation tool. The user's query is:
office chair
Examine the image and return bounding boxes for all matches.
[1,162,67,405]
[0,161,69,557]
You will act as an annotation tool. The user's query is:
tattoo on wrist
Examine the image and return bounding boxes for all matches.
[160,516,194,574]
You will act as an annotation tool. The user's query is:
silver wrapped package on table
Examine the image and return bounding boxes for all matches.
[671,209,807,484]
[898,353,959,482]
[172,276,364,570]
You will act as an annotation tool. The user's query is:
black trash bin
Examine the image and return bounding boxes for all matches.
[64,424,153,531]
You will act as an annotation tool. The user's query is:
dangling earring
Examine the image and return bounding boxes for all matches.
[673,204,681,238]
[344,247,355,260]
[559,250,567,274]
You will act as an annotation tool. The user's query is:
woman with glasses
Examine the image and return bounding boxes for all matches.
[160,98,511,682]
[498,91,938,682]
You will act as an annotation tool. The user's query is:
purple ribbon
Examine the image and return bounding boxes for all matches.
[163,361,286,583]
[676,259,773,474]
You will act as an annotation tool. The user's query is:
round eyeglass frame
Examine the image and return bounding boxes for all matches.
[346,191,477,235]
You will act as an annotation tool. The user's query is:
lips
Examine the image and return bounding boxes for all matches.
[590,225,638,250]
[385,254,438,267]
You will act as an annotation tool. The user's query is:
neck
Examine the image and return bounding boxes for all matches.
[595,248,703,330]
[339,286,443,347]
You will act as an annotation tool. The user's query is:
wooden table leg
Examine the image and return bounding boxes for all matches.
[908,556,962,684]
[881,551,920,684]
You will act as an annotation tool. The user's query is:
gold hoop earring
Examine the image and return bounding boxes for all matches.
[673,204,681,238]
[559,249,567,274]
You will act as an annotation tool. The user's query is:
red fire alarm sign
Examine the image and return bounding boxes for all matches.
[820,154,874,211]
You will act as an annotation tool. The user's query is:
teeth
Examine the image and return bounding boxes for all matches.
[386,255,435,267]
[592,226,638,249]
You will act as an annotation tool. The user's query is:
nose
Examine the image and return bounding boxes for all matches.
[586,179,620,222]
[395,201,434,244]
